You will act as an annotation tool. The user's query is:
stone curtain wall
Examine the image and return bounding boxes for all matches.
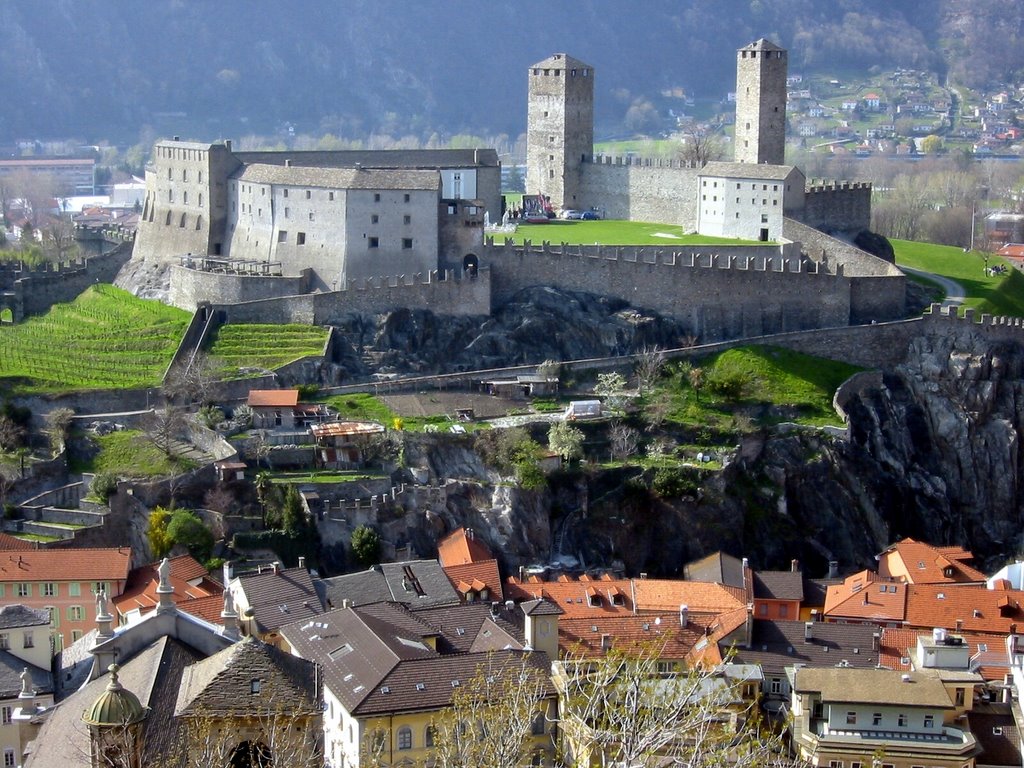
[483,240,852,342]
[168,265,311,311]
[17,243,132,319]
[208,268,492,326]
[801,182,873,234]
[579,158,700,226]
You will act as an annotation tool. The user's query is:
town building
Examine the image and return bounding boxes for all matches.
[0,157,96,196]
[0,548,132,649]
[227,562,324,645]
[0,606,53,768]
[877,538,987,585]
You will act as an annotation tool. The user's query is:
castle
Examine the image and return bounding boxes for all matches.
[131,40,905,344]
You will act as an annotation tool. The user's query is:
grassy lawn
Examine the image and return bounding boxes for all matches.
[206,324,330,378]
[265,469,387,484]
[71,430,197,478]
[658,346,862,432]
[491,219,766,246]
[322,392,487,432]
[892,239,1024,317]
[0,284,190,394]
[592,139,681,158]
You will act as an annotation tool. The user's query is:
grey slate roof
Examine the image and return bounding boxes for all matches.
[318,560,460,610]
[0,649,51,698]
[233,163,440,191]
[752,571,804,601]
[683,551,746,590]
[236,566,324,633]
[233,148,499,169]
[802,576,842,608]
[29,636,205,768]
[0,604,49,629]
[530,53,593,71]
[968,704,1022,767]
[740,38,785,52]
[413,602,526,653]
[175,636,320,717]
[728,619,881,678]
[699,161,802,181]
[355,649,553,716]
[521,598,563,617]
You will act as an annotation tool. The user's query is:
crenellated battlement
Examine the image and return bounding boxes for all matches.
[923,303,1024,335]
[589,154,702,170]
[485,238,841,276]
[345,268,466,291]
[806,179,874,193]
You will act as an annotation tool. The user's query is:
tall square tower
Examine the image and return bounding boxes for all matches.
[526,53,594,211]
[733,39,787,165]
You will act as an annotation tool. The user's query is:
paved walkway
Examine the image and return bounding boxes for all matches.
[901,265,966,308]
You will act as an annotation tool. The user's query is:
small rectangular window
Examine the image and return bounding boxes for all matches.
[296,232,306,245]
[278,231,288,243]
[1,708,11,725]
[872,713,882,725]
[308,212,314,221]
[329,191,335,201]
[898,714,907,727]
[404,215,411,225]
[402,238,413,249]
[404,193,410,203]
[305,190,311,199]
[42,583,56,597]
[283,189,288,198]
[368,237,379,248]
[16,583,29,598]
[374,193,381,202]
[371,214,379,224]
[22,632,33,648]
[69,582,80,597]
[845,712,856,725]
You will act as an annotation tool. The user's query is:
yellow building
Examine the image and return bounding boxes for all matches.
[280,599,559,768]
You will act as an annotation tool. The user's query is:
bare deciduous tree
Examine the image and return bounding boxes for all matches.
[429,653,553,768]
[609,420,641,461]
[555,641,795,768]
[144,406,186,458]
[633,345,665,396]
[677,127,725,167]
[164,352,222,406]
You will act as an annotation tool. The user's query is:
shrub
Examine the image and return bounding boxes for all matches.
[166,509,215,562]
[652,466,701,498]
[350,525,382,567]
[198,405,225,429]
[91,472,119,503]
[297,383,320,399]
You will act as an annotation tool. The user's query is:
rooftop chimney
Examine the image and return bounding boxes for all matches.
[810,608,820,621]
[220,591,239,640]
[804,621,814,643]
[679,604,689,628]
[298,556,306,570]
[173,135,180,141]
[828,561,839,578]
[956,619,964,632]
[872,632,880,651]
[225,139,232,152]
[791,559,800,573]
[285,159,292,168]
[271,561,280,575]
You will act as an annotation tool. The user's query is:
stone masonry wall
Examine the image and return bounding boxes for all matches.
[168,265,310,311]
[483,240,853,343]
[579,158,700,226]
[800,183,873,234]
[16,243,132,319]
[211,268,491,326]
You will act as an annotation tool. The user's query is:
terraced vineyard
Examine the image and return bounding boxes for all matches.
[206,323,330,377]
[0,285,190,393]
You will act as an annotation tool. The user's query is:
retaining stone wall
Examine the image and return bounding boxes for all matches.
[483,240,850,342]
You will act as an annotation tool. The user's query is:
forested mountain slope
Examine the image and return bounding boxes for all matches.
[1,1,1019,143]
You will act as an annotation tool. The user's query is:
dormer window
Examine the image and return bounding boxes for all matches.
[250,679,261,694]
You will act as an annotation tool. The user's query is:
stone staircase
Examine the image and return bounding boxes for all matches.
[3,481,107,543]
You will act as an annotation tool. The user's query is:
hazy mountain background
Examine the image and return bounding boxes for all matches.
[1,0,1021,146]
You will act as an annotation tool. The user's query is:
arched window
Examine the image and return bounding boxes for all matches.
[397,726,412,750]
[424,725,435,747]
[179,213,187,228]
[195,216,203,231]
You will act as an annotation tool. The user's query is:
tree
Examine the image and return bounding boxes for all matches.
[594,371,628,411]
[44,407,74,455]
[166,509,215,562]
[144,406,186,458]
[429,653,552,768]
[633,345,665,396]
[148,506,174,559]
[548,421,584,462]
[43,217,78,263]
[281,484,308,536]
[537,359,561,381]
[609,421,641,461]
[0,415,25,453]
[164,352,221,406]
[921,134,944,154]
[677,127,724,166]
[555,641,794,768]
[254,471,274,527]
[350,524,381,567]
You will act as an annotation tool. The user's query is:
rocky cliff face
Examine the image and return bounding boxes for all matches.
[406,328,1024,577]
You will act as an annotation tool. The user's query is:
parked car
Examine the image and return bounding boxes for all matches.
[560,209,583,219]
[580,210,601,220]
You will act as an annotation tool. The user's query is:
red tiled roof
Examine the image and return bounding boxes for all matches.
[0,533,36,551]
[506,575,636,619]
[997,244,1024,259]
[878,538,986,584]
[823,569,907,623]
[436,527,494,566]
[114,555,221,617]
[0,548,131,583]
[443,559,503,601]
[632,579,747,613]
[560,612,718,659]
[246,389,299,408]
[905,584,1024,634]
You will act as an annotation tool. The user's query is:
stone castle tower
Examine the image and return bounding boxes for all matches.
[733,39,788,165]
[526,53,594,210]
